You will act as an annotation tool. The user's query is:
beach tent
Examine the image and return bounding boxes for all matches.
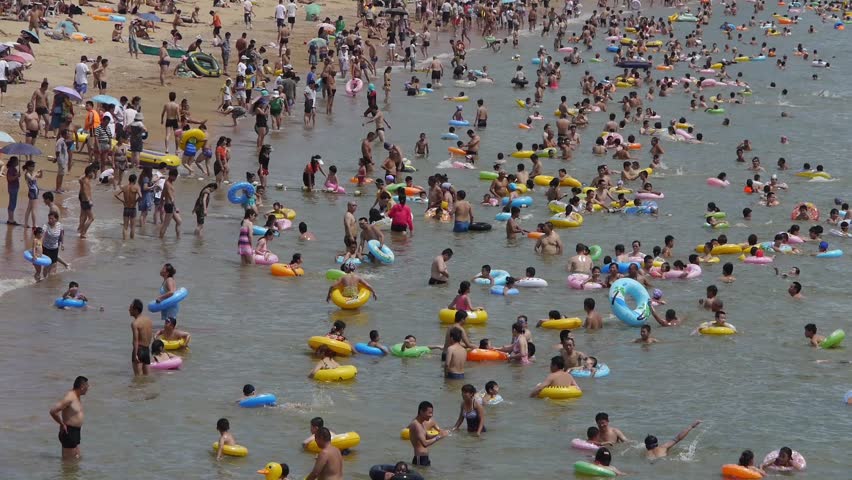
[305,4,321,21]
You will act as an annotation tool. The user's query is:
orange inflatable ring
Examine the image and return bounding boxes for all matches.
[270,263,304,277]
[349,177,374,184]
[466,349,509,361]
[720,464,763,479]
[448,147,467,156]
[626,143,641,150]
[656,65,673,71]
[98,6,115,12]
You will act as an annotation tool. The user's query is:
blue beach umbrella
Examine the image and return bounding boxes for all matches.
[91,94,120,106]
[0,143,41,155]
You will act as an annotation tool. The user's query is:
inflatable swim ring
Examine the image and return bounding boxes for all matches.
[148,287,188,313]
[571,364,610,378]
[820,329,845,349]
[567,274,603,290]
[390,343,431,357]
[313,365,358,382]
[239,393,277,408]
[305,432,361,453]
[609,278,651,327]
[538,386,583,399]
[466,349,509,361]
[720,464,763,479]
[271,263,304,277]
[55,297,86,308]
[308,336,353,356]
[539,317,582,329]
[762,450,806,471]
[212,442,248,457]
[438,308,488,324]
[330,286,371,310]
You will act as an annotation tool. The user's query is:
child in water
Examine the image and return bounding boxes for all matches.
[215,418,237,460]
[30,227,45,281]
[150,339,176,364]
[479,380,503,405]
[60,281,89,303]
[569,355,600,376]
[367,329,390,355]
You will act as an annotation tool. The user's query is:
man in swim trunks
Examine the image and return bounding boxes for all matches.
[343,201,358,247]
[529,355,580,397]
[429,248,453,285]
[452,190,473,232]
[488,170,509,199]
[442,310,473,361]
[408,401,447,467]
[534,222,563,255]
[633,325,660,344]
[474,99,487,128]
[50,375,88,460]
[129,298,152,376]
[357,216,384,259]
[464,130,480,158]
[429,56,443,86]
[645,420,702,459]
[114,174,141,240]
[559,333,586,368]
[444,329,466,379]
[159,169,182,239]
[595,412,629,445]
[160,91,180,153]
[78,165,97,239]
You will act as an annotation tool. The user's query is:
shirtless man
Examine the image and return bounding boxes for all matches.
[50,376,88,460]
[568,243,592,273]
[159,169,182,238]
[804,323,825,346]
[529,355,580,396]
[357,217,384,258]
[408,401,448,467]
[326,263,378,301]
[20,102,40,146]
[489,170,509,198]
[429,248,452,285]
[343,201,358,247]
[506,206,526,240]
[158,42,171,87]
[559,333,586,369]
[633,325,659,344]
[31,80,51,137]
[361,132,376,170]
[474,99,487,128]
[444,329,466,379]
[595,412,629,445]
[305,428,343,480]
[160,92,180,153]
[645,420,702,459]
[464,130,480,158]
[534,222,563,255]
[583,298,603,330]
[78,165,97,238]
[429,56,444,86]
[155,316,191,347]
[114,174,141,240]
[452,190,473,232]
[129,299,152,376]
[698,285,723,311]
[443,311,474,360]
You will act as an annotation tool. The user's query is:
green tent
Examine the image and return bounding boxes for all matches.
[305,4,321,21]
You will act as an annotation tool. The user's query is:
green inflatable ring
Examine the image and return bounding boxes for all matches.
[821,329,845,349]
[479,171,499,181]
[390,344,431,358]
[574,461,616,477]
[589,245,603,262]
[326,269,345,281]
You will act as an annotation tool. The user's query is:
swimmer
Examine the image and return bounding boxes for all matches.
[478,380,503,406]
[150,339,176,364]
[154,316,191,347]
[529,355,580,397]
[644,420,702,459]
[325,320,349,343]
[429,248,453,285]
[698,285,723,311]
[559,333,586,368]
[651,289,666,305]
[583,298,603,330]
[595,412,629,445]
[649,305,682,327]
[804,324,825,347]
[471,264,495,286]
[735,450,766,477]
[239,384,257,402]
[308,345,340,378]
[592,447,626,476]
[407,401,448,467]
[535,309,564,327]
[59,281,89,305]
[633,325,659,344]
[325,263,378,302]
[367,329,390,355]
[301,417,338,449]
[692,310,736,335]
[445,329,467,379]
[788,281,803,299]
[568,243,592,273]
[568,355,601,376]
[451,384,485,436]
[448,280,482,312]
[499,276,518,296]
[215,418,237,461]
[720,263,736,283]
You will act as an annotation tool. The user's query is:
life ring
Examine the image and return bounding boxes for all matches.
[239,393,277,408]
[438,308,488,324]
[330,286,371,310]
[148,287,188,313]
[515,277,548,288]
[308,336,353,356]
[490,285,519,295]
[571,363,610,378]
[609,278,650,327]
[345,78,364,96]
[24,250,52,267]
[466,349,509,361]
[571,439,601,451]
[354,343,385,355]
[312,365,357,382]
[762,450,807,471]
[253,252,279,265]
[212,442,248,457]
[501,196,533,208]
[706,177,729,187]
[790,202,819,220]
[549,213,584,228]
[816,249,843,258]
[574,461,615,477]
[820,329,845,349]
[567,274,603,290]
[538,386,583,400]
[178,128,207,150]
[227,182,255,205]
[55,297,86,308]
[511,150,535,158]
[151,356,183,370]
[720,464,763,479]
[270,263,304,277]
[473,269,509,285]
[367,240,395,264]
[448,119,470,127]
[305,432,361,453]
[695,243,742,255]
[539,317,582,329]
[160,338,187,350]
[698,322,737,335]
[390,343,432,358]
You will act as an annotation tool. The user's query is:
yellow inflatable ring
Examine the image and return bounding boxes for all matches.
[538,386,583,399]
[533,175,581,188]
[305,432,361,453]
[540,317,582,329]
[313,365,358,382]
[134,150,181,168]
[330,286,371,310]
[438,308,488,324]
[213,442,248,457]
[400,428,440,440]
[511,150,535,159]
[178,128,207,151]
[549,213,584,228]
[308,336,353,356]
[698,323,736,335]
[161,338,187,350]
[694,244,743,255]
[272,209,297,220]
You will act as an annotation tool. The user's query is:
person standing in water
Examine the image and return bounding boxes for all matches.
[159,169,182,239]
[644,420,702,459]
[305,427,343,480]
[129,298,152,376]
[407,401,448,467]
[49,376,88,460]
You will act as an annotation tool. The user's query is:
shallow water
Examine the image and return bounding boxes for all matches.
[2,6,852,480]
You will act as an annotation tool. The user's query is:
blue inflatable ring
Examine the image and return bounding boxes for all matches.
[355,343,386,355]
[609,278,651,327]
[367,240,395,264]
[24,250,52,267]
[55,297,87,308]
[227,182,255,205]
[239,393,277,408]
[149,287,189,313]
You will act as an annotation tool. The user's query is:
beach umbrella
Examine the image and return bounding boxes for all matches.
[0,131,15,143]
[20,29,39,44]
[11,51,34,63]
[91,94,120,106]
[308,37,327,47]
[0,143,41,155]
[53,86,82,101]
[317,22,335,32]
[2,54,28,64]
[137,12,162,22]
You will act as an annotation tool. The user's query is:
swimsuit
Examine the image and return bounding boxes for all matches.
[428,278,447,285]
[133,344,151,365]
[123,207,137,218]
[159,283,180,321]
[412,455,431,466]
[453,221,470,233]
[446,371,465,379]
[238,225,253,255]
[463,405,485,432]
[58,425,82,449]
